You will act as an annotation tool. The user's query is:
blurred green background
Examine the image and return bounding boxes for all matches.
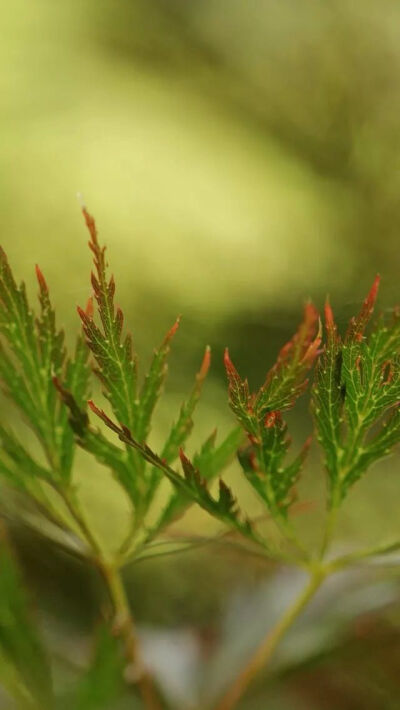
[3,1,400,708]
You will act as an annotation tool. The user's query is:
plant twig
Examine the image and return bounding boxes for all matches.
[214,568,326,710]
[98,562,163,710]
[56,489,162,709]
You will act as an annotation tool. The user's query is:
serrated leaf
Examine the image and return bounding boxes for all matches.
[56,336,91,478]
[88,402,258,543]
[313,276,400,504]
[160,346,211,464]
[155,426,243,531]
[255,302,321,416]
[143,346,211,509]
[134,317,180,444]
[224,306,319,520]
[54,381,140,505]
[311,300,343,496]
[79,209,138,434]
[0,248,90,491]
[193,426,243,481]
[0,424,50,488]
[0,343,38,427]
[240,413,311,515]
[224,304,320,444]
[224,350,259,438]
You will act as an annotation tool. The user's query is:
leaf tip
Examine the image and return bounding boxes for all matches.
[87,399,98,415]
[304,300,319,326]
[369,273,381,306]
[224,348,238,378]
[178,446,187,464]
[264,410,280,428]
[324,298,335,331]
[198,345,211,379]
[35,264,48,293]
[164,316,181,343]
[77,305,87,322]
[85,296,94,318]
[81,204,98,247]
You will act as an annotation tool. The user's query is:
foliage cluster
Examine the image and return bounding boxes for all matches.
[0,212,399,710]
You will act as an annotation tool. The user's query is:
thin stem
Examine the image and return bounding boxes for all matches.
[98,562,162,710]
[319,482,341,560]
[55,487,162,709]
[57,486,104,557]
[319,502,339,560]
[273,512,310,563]
[214,568,325,710]
[328,539,400,573]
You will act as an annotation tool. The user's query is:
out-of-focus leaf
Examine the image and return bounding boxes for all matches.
[57,627,124,710]
[0,539,53,708]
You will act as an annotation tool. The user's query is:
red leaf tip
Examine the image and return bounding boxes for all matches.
[303,435,313,451]
[85,296,94,318]
[35,264,48,293]
[304,301,319,327]
[368,274,381,306]
[198,346,211,379]
[87,399,99,414]
[81,205,98,247]
[224,348,237,375]
[324,298,335,330]
[77,305,87,321]
[264,410,280,428]
[346,274,381,342]
[164,316,181,343]
[179,447,189,465]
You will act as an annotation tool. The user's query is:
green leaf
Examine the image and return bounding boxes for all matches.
[193,426,243,481]
[159,346,211,464]
[0,538,53,708]
[78,209,138,433]
[0,343,38,427]
[78,209,183,513]
[54,380,139,505]
[134,317,180,444]
[35,266,66,411]
[143,346,212,509]
[56,336,91,478]
[224,305,319,519]
[255,302,321,416]
[0,424,50,489]
[59,627,123,710]
[313,276,400,503]
[223,350,258,438]
[88,402,258,544]
[311,299,343,497]
[224,303,320,438]
[239,414,311,516]
[0,248,90,490]
[155,426,243,531]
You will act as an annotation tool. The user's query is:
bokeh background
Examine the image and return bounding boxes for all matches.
[3,1,400,708]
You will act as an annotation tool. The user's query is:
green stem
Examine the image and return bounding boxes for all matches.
[214,568,326,710]
[328,539,400,573]
[57,486,104,557]
[98,562,162,710]
[319,482,341,559]
[273,512,310,563]
[55,488,162,709]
